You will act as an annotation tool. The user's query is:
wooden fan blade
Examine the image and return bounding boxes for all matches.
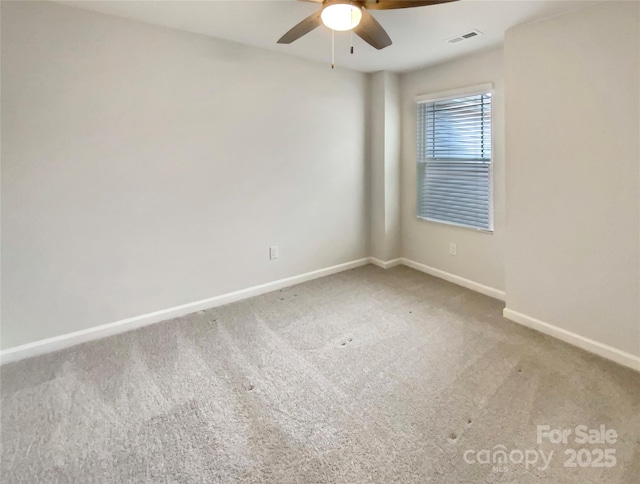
[277,11,322,44]
[365,0,457,10]
[354,9,392,50]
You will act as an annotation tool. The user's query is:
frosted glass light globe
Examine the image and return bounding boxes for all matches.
[321,4,363,31]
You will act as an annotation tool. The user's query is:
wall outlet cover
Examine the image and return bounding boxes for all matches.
[449,243,457,256]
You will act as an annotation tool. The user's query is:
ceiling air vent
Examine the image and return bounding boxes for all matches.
[447,30,483,44]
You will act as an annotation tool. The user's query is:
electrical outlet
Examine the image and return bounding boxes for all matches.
[269,245,279,260]
[449,243,457,256]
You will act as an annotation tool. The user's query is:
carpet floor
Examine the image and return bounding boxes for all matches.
[1,265,639,483]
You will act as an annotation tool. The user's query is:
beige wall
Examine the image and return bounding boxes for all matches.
[369,71,401,262]
[369,72,386,260]
[1,1,368,349]
[504,1,640,356]
[399,48,506,291]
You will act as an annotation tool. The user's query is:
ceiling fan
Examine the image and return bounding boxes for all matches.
[277,0,458,50]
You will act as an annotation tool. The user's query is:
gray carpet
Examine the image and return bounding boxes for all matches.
[1,265,639,483]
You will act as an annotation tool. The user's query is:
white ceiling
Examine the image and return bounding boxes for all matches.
[58,0,601,73]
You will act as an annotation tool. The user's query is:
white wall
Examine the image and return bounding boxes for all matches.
[504,1,640,357]
[399,48,506,291]
[369,71,400,262]
[1,1,368,349]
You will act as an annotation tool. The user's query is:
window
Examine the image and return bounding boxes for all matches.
[416,85,493,231]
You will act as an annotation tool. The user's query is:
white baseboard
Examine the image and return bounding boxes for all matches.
[7,257,635,373]
[503,308,640,372]
[369,257,403,269]
[0,258,370,365]
[400,258,506,301]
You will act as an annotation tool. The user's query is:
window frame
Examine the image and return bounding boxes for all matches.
[415,83,495,233]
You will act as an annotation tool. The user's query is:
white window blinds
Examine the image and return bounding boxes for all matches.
[417,91,493,231]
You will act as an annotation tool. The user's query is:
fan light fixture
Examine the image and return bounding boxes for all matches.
[320,3,362,31]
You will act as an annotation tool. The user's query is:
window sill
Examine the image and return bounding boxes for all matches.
[417,216,494,234]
